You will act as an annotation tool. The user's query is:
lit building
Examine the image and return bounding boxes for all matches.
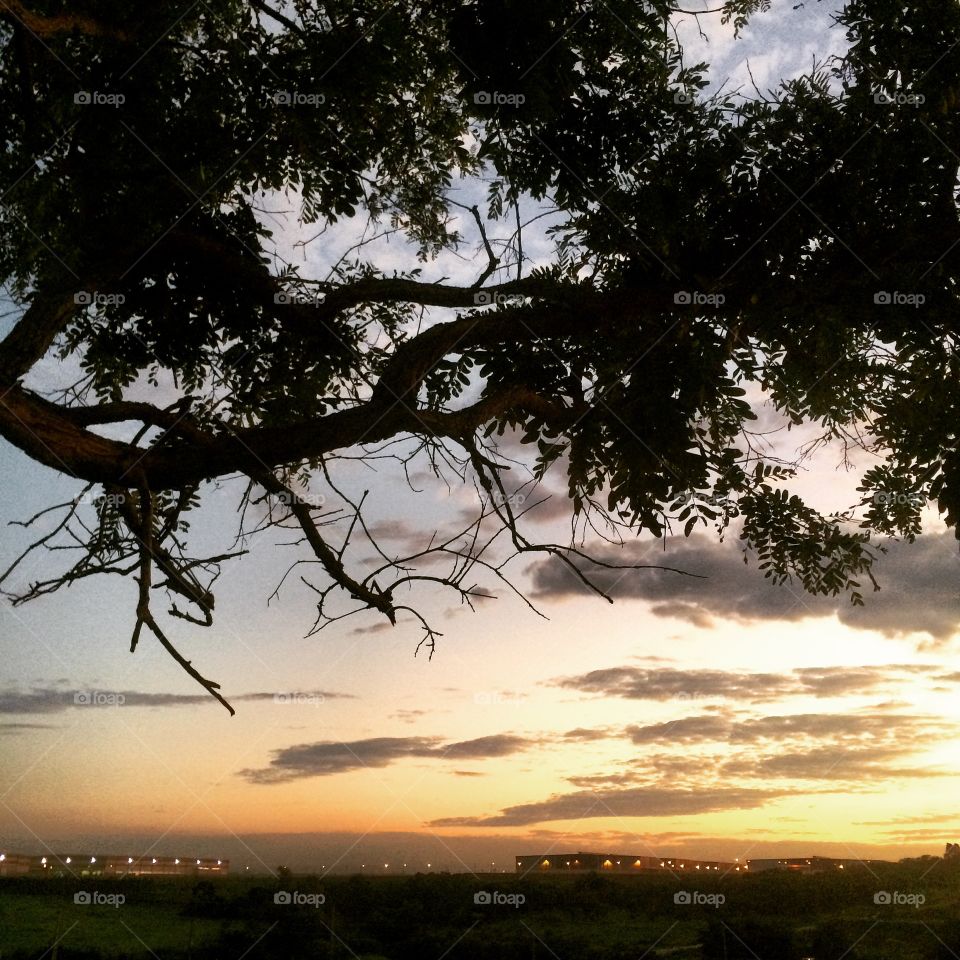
[744,857,888,873]
[515,852,744,874]
[0,852,228,877]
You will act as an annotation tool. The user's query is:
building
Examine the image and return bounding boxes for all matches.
[744,857,888,873]
[0,852,228,878]
[515,852,746,875]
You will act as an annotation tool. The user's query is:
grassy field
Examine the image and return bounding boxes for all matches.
[1,862,958,959]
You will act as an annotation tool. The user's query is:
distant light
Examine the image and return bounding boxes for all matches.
[128,858,133,864]
[0,854,4,861]
[152,858,157,864]
[197,860,201,865]
[175,859,179,865]
[41,857,47,864]
[217,860,221,865]
[91,857,96,864]
[427,863,432,868]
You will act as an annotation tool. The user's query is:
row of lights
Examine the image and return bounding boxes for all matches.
[1,854,222,867]
[535,857,748,872]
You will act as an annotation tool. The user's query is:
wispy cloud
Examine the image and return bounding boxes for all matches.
[430,786,784,827]
[240,733,541,784]
[0,687,355,714]
[553,663,942,703]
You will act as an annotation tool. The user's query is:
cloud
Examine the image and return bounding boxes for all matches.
[561,727,615,742]
[0,687,355,714]
[553,664,938,704]
[240,733,539,784]
[528,533,960,641]
[626,715,731,742]
[442,735,537,759]
[0,721,57,734]
[390,709,429,723]
[720,744,950,781]
[349,622,394,636]
[625,711,944,745]
[429,786,783,827]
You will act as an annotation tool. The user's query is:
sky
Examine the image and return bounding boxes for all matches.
[3,1,960,876]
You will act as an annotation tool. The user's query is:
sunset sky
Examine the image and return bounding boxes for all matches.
[2,2,960,875]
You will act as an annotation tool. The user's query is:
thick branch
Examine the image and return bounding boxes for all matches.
[0,292,77,382]
[0,1,132,40]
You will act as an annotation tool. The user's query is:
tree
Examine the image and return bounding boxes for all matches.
[0,0,958,712]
